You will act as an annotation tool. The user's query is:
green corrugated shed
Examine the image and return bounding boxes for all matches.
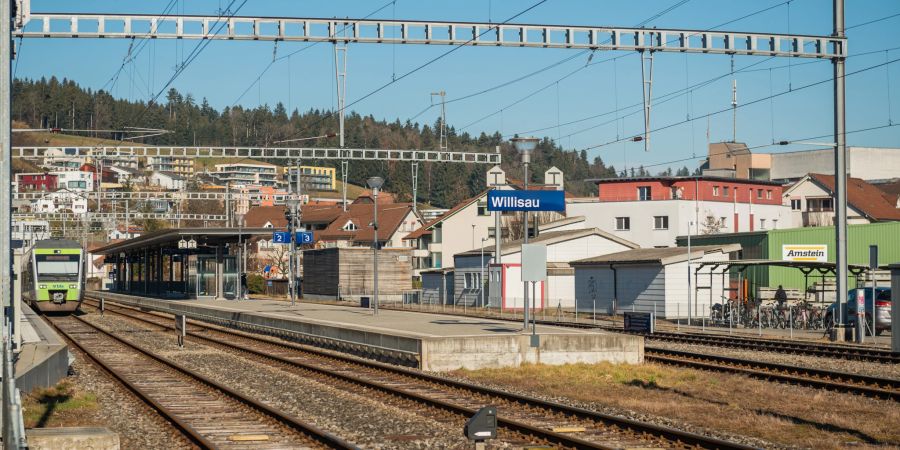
[676,222,900,291]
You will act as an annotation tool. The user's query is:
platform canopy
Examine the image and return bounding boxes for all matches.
[694,259,870,275]
[93,227,276,255]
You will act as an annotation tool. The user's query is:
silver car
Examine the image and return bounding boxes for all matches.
[825,287,892,335]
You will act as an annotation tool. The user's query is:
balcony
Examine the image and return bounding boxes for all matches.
[427,242,442,253]
[411,249,430,258]
[802,211,834,227]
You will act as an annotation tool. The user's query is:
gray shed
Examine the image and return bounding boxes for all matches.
[420,267,454,305]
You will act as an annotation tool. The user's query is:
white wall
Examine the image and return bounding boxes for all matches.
[770,146,900,181]
[434,196,496,267]
[569,199,789,248]
[386,209,423,248]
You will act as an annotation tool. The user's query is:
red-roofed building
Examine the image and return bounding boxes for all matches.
[783,173,900,227]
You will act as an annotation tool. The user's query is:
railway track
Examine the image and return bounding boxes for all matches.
[47,314,355,449]
[645,347,900,401]
[84,298,758,450]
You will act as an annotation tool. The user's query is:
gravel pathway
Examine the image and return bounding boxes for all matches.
[59,342,193,449]
[647,339,900,380]
[83,313,516,449]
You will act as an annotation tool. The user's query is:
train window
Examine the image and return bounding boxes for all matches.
[35,254,80,280]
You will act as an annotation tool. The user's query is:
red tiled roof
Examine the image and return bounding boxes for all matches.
[318,203,417,244]
[402,190,487,240]
[244,206,288,228]
[808,173,900,221]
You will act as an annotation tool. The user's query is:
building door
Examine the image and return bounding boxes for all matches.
[197,256,217,297]
[222,256,238,300]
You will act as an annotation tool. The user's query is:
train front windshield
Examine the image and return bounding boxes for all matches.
[35,254,81,281]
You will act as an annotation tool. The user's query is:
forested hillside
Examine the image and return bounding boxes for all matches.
[12,77,630,207]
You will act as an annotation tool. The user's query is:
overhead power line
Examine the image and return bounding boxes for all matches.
[580,55,900,152]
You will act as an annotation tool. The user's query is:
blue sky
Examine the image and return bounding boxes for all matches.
[14,0,900,173]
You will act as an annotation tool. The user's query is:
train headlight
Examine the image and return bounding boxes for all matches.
[69,284,77,289]
[39,285,46,289]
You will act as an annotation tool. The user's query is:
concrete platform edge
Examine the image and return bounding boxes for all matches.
[15,303,69,394]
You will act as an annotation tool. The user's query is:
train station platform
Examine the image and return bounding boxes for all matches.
[15,304,69,393]
[87,291,643,371]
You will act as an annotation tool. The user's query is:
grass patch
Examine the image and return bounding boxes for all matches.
[23,381,98,428]
[454,362,900,449]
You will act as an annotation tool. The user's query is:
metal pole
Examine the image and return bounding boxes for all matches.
[373,190,379,315]
[1,0,13,349]
[687,221,692,326]
[523,162,529,330]
[833,0,849,336]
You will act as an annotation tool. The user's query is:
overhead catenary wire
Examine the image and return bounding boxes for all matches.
[278,0,550,143]
[579,55,900,152]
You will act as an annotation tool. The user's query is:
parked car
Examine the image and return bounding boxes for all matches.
[824,287,891,335]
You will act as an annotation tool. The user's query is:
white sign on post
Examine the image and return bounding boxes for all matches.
[782,244,827,262]
[521,244,547,282]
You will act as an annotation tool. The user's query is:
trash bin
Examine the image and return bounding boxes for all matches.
[360,296,370,308]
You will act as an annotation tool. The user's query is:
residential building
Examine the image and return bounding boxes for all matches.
[79,163,119,185]
[107,166,144,184]
[31,189,88,215]
[94,153,140,170]
[149,171,187,191]
[108,225,143,241]
[705,142,772,180]
[568,175,788,248]
[15,172,57,192]
[234,185,289,216]
[284,165,337,191]
[53,171,94,193]
[783,173,900,227]
[212,161,280,187]
[317,203,422,249]
[12,220,50,249]
[453,226,639,309]
[572,244,740,318]
[146,156,194,175]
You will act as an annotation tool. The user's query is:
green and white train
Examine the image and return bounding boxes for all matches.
[21,239,85,313]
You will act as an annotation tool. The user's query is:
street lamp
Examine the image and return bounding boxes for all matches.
[285,193,300,307]
[511,136,539,330]
[367,176,384,315]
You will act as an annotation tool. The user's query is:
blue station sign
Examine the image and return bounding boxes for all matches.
[487,190,565,212]
[273,231,314,245]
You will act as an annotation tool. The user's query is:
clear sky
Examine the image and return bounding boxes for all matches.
[13,0,900,173]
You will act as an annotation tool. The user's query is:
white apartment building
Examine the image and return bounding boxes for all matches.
[53,170,93,192]
[212,162,280,187]
[569,176,790,248]
[12,220,50,249]
[146,156,194,175]
[32,190,88,215]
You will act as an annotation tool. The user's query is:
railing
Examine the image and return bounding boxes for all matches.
[802,211,834,227]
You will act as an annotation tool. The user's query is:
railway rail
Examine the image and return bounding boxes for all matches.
[83,297,758,450]
[46,314,355,449]
[645,347,900,401]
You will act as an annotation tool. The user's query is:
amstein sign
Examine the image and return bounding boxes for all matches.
[782,244,828,262]
[487,190,565,212]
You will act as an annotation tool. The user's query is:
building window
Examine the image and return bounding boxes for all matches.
[720,217,728,228]
[808,198,834,212]
[637,186,651,201]
[766,190,772,200]
[341,221,358,231]
[615,217,630,231]
[760,218,767,229]
[477,202,489,216]
[723,186,729,197]
[757,189,763,199]
[653,216,669,230]
[791,199,801,210]
[712,186,719,196]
